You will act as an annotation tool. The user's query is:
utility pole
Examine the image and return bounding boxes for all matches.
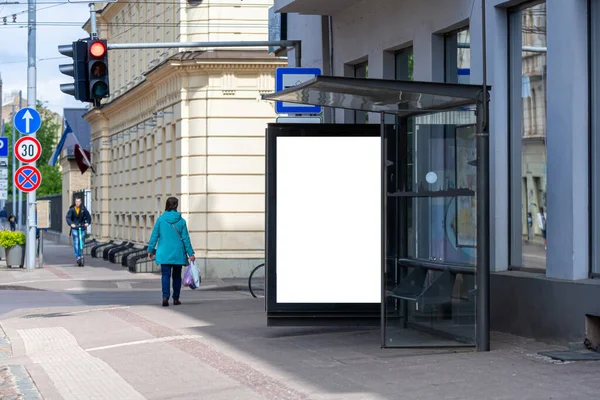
[17,91,22,231]
[476,0,491,352]
[26,0,36,270]
[0,72,2,135]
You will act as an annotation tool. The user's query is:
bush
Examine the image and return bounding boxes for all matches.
[0,231,26,248]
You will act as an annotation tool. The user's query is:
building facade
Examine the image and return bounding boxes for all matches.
[271,0,599,343]
[84,1,285,278]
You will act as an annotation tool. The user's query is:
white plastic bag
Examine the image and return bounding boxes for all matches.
[189,261,201,288]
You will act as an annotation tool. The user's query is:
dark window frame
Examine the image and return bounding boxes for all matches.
[507,1,548,273]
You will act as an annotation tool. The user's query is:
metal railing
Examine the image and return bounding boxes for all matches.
[5,194,62,233]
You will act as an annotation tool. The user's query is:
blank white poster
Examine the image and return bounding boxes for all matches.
[276,136,381,303]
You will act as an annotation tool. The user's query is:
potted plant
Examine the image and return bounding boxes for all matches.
[0,231,26,268]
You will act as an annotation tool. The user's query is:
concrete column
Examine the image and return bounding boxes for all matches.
[469,1,510,272]
[413,26,436,82]
[546,0,589,280]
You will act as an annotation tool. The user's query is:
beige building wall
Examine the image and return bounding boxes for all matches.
[95,0,273,101]
[86,1,284,278]
[60,157,91,239]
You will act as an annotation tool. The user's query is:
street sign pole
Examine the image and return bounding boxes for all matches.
[11,104,15,219]
[17,93,22,231]
[26,0,37,271]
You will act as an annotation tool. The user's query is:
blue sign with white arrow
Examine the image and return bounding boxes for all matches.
[14,107,42,135]
[0,138,8,157]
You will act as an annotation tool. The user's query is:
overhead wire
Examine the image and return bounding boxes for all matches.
[2,1,273,6]
[0,56,64,65]
[0,1,66,21]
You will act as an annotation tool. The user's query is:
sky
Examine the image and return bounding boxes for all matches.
[0,1,92,116]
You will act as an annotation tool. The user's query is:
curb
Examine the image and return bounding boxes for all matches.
[0,365,43,400]
[201,284,249,292]
[0,325,11,361]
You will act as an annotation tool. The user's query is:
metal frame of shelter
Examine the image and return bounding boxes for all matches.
[262,75,491,351]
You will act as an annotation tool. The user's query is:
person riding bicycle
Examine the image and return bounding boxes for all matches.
[66,197,91,266]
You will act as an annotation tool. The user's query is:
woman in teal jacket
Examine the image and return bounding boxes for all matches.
[148,197,195,307]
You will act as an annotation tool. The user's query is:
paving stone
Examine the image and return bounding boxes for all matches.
[18,327,145,400]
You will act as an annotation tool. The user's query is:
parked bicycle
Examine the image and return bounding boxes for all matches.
[248,263,265,298]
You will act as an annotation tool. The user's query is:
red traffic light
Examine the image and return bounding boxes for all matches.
[89,41,107,58]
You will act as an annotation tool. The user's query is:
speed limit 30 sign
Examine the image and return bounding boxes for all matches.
[15,136,42,164]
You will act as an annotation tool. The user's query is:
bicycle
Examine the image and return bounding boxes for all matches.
[248,263,265,298]
[72,224,87,267]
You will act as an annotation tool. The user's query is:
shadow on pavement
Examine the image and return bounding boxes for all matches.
[139,294,600,399]
[22,241,600,398]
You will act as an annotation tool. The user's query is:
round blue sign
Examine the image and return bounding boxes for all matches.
[13,107,42,135]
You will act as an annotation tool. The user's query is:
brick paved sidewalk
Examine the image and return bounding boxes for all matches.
[0,326,42,400]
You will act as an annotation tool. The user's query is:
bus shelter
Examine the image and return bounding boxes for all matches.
[262,76,491,350]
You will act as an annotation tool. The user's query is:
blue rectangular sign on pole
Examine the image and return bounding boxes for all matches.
[275,67,322,114]
[0,138,8,157]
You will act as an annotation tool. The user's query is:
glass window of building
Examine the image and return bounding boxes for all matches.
[509,2,547,271]
[445,27,471,84]
[395,47,414,82]
[592,0,600,276]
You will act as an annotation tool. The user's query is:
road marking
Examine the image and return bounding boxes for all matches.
[18,327,145,400]
[58,306,131,315]
[0,279,65,286]
[44,266,73,280]
[109,309,310,399]
[523,253,546,260]
[116,281,132,289]
[86,335,202,352]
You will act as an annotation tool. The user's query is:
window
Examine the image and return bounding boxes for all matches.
[171,124,177,180]
[395,47,414,82]
[445,27,471,84]
[509,2,547,271]
[592,0,600,275]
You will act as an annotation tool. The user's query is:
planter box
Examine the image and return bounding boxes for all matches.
[0,246,4,260]
[5,244,25,268]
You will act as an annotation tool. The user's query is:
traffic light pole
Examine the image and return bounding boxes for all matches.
[26,0,36,271]
[106,41,303,68]
[89,3,97,39]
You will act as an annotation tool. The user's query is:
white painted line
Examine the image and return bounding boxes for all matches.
[18,327,146,400]
[116,282,133,289]
[86,335,202,352]
[523,253,546,260]
[0,278,66,286]
[49,306,132,315]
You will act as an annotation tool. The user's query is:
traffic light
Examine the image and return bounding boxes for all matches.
[87,39,110,105]
[58,39,89,102]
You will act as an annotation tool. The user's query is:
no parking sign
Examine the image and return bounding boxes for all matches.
[14,165,42,193]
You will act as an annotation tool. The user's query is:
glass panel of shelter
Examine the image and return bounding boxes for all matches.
[383,108,478,348]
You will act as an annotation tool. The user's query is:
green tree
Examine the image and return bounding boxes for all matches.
[4,103,62,198]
